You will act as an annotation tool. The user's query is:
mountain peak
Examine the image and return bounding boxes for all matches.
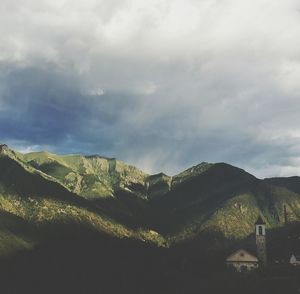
[0,144,9,152]
[172,161,214,187]
[84,154,116,160]
[0,144,17,159]
[150,172,170,178]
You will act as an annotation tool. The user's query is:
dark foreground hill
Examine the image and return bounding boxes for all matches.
[0,144,300,293]
[0,227,299,294]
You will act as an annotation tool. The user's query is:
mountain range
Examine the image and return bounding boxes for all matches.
[0,143,300,259]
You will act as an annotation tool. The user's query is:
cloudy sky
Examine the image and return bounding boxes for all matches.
[1,0,300,177]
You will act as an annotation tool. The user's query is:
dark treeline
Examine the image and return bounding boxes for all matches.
[0,226,299,294]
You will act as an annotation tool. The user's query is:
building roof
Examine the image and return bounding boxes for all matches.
[290,254,300,260]
[255,216,266,225]
[226,249,258,263]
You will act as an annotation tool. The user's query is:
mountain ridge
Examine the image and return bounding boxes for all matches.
[0,143,300,257]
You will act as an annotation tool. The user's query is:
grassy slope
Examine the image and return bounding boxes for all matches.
[0,147,166,257]
[21,151,148,199]
[20,151,153,227]
[1,144,300,252]
[0,209,35,256]
[150,163,300,243]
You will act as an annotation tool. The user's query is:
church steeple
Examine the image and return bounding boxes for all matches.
[255,216,267,266]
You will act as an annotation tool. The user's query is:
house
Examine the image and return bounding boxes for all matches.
[289,254,300,267]
[226,249,259,272]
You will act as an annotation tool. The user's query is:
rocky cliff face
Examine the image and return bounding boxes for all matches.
[20,152,148,199]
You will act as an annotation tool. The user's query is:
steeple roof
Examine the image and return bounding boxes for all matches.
[255,216,265,225]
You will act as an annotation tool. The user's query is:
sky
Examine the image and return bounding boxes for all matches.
[1,0,300,178]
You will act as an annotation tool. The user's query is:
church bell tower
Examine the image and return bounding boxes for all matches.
[255,216,267,266]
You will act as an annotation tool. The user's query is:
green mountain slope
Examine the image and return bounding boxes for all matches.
[0,209,35,256]
[0,143,300,256]
[0,145,166,257]
[150,163,300,242]
[263,176,300,195]
[18,151,214,228]
[20,151,148,199]
[1,144,300,294]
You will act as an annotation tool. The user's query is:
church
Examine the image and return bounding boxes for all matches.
[226,216,267,272]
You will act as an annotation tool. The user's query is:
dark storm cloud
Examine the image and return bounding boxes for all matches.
[2,0,300,177]
[0,64,139,153]
[0,66,86,144]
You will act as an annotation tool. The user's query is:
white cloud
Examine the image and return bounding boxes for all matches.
[88,88,105,96]
[2,0,300,176]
